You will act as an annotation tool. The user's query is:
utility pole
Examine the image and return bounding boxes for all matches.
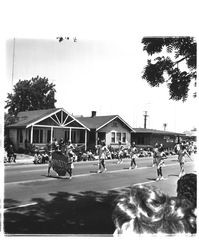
[11,38,16,86]
[144,111,148,129]
[163,123,167,131]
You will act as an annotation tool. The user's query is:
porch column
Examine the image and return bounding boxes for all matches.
[30,126,33,144]
[50,127,53,144]
[69,128,72,142]
[85,129,87,151]
[95,131,98,146]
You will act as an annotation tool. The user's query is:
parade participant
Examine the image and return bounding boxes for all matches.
[117,142,124,164]
[112,185,196,235]
[51,138,59,152]
[177,144,192,178]
[152,143,158,168]
[67,140,75,150]
[66,145,76,179]
[47,145,75,179]
[129,142,137,169]
[155,145,166,181]
[59,138,66,154]
[97,141,109,173]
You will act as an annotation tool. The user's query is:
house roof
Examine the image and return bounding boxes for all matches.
[7,108,59,127]
[78,115,135,131]
[133,127,185,136]
[7,108,90,130]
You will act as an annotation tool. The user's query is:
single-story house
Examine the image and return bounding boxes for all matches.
[77,111,135,149]
[131,128,185,149]
[6,108,90,151]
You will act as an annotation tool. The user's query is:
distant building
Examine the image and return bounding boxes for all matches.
[78,111,134,149]
[132,128,185,149]
[182,129,197,142]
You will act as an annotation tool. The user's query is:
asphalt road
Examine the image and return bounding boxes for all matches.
[4,155,196,235]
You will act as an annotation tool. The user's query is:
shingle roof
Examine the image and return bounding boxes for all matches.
[7,108,60,127]
[78,115,134,131]
[133,127,185,136]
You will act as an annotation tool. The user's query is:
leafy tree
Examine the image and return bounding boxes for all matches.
[5,76,57,117]
[142,37,196,101]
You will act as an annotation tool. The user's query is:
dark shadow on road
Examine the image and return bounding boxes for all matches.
[146,178,157,181]
[42,174,70,179]
[4,189,123,235]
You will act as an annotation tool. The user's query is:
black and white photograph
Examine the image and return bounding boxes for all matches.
[0,0,198,249]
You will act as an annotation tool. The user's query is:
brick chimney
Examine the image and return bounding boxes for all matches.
[91,111,96,117]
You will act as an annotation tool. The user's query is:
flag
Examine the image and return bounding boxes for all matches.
[50,151,70,176]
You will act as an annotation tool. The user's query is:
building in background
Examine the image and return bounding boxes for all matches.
[6,108,89,151]
[78,111,134,149]
[132,128,185,149]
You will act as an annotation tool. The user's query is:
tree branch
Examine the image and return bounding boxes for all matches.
[174,56,189,65]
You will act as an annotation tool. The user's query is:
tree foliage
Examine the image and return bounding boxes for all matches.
[5,76,57,117]
[142,37,196,101]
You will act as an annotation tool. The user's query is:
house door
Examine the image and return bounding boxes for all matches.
[98,132,106,144]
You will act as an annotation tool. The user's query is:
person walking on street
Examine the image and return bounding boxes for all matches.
[156,145,166,181]
[66,145,76,179]
[178,144,192,178]
[129,142,137,169]
[117,145,124,164]
[152,143,159,168]
[97,141,109,173]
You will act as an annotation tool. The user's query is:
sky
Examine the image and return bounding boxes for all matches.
[5,36,197,133]
[1,0,199,248]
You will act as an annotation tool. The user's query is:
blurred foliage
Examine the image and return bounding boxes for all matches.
[5,76,57,116]
[142,37,196,101]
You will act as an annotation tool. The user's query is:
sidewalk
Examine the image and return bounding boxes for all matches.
[4,154,34,166]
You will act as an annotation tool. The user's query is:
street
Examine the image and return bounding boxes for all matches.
[4,155,196,235]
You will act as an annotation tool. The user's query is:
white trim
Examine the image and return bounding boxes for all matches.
[26,108,62,128]
[96,115,135,132]
[85,130,87,151]
[26,108,90,131]
[50,116,60,126]
[69,128,72,141]
[61,108,90,131]
[63,115,69,125]
[61,110,63,124]
[30,126,33,144]
[31,124,86,129]
[55,113,61,125]
[64,119,75,127]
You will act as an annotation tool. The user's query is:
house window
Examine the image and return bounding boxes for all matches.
[33,129,43,143]
[111,132,116,143]
[122,133,126,143]
[137,136,144,145]
[71,130,76,142]
[116,132,121,143]
[17,129,23,143]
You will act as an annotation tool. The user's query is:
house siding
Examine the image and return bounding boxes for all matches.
[98,120,131,148]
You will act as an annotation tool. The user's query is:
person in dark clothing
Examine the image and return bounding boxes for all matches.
[7,144,16,163]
